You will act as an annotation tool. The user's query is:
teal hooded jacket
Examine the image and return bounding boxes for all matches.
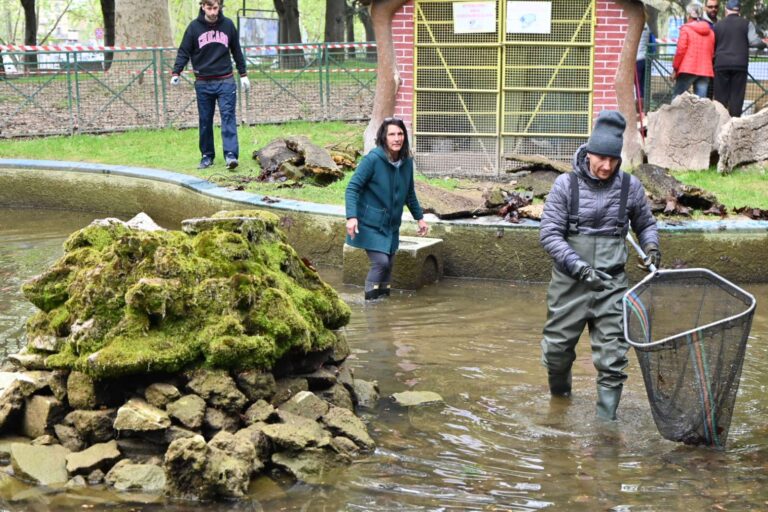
[344,146,424,255]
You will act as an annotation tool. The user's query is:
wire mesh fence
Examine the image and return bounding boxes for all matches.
[413,0,595,179]
[0,42,376,138]
[643,43,768,116]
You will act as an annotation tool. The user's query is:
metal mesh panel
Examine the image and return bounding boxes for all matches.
[505,0,593,44]
[416,1,499,45]
[415,136,499,177]
[623,269,756,448]
[414,0,594,177]
[416,91,498,135]
[74,53,162,132]
[0,43,376,137]
[500,136,581,169]
[0,54,73,136]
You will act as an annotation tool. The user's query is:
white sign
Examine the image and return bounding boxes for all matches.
[506,1,552,34]
[453,1,497,34]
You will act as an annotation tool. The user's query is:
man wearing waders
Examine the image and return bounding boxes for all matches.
[539,110,660,420]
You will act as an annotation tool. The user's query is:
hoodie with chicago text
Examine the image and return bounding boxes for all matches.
[172,7,246,80]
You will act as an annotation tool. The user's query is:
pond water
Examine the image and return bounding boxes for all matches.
[1,208,767,511]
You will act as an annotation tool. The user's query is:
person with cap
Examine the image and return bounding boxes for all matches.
[539,110,660,421]
[171,0,250,170]
[672,2,715,99]
[712,0,767,116]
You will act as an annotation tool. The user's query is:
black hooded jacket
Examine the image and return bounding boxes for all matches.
[172,7,246,79]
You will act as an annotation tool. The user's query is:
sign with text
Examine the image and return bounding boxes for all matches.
[453,1,497,34]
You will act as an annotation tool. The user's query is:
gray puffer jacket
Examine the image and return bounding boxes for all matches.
[539,145,659,277]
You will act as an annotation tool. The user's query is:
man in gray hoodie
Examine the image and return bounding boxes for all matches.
[539,111,659,421]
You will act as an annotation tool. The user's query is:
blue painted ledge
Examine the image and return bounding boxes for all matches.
[1,159,767,233]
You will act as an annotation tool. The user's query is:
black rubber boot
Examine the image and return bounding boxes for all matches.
[364,281,381,301]
[379,283,391,297]
[596,385,622,421]
[548,371,572,397]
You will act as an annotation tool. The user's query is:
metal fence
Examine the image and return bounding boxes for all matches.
[0,42,377,138]
[643,43,768,116]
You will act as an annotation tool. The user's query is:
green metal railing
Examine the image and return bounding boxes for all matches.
[643,43,768,116]
[0,42,377,137]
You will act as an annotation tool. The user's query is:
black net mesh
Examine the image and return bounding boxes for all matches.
[623,269,756,448]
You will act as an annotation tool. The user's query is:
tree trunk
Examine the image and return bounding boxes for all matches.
[325,0,346,62]
[363,0,406,153]
[115,0,173,47]
[274,0,304,68]
[615,0,644,167]
[20,0,37,70]
[358,6,376,62]
[345,2,355,59]
[100,0,115,71]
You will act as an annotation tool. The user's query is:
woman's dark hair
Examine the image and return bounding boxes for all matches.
[375,117,411,161]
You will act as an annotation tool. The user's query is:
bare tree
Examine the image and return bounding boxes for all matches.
[274,0,304,68]
[326,0,346,61]
[38,0,73,45]
[101,0,115,71]
[615,0,646,166]
[359,0,406,152]
[115,0,173,47]
[20,0,37,69]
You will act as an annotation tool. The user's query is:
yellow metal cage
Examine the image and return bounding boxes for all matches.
[414,0,595,177]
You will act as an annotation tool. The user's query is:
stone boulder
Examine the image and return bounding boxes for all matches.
[646,93,730,170]
[20,211,350,379]
[166,394,206,430]
[66,440,121,474]
[105,459,166,491]
[113,399,171,432]
[717,107,768,173]
[11,443,70,485]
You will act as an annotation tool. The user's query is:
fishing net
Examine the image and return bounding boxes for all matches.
[623,268,756,448]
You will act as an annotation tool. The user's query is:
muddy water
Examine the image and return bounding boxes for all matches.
[1,208,767,511]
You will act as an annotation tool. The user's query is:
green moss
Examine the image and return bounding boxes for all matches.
[21,265,73,312]
[22,212,350,378]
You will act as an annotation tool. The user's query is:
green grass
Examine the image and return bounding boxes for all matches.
[676,166,768,210]
[0,121,766,210]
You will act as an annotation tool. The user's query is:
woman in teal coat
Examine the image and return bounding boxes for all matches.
[345,118,429,300]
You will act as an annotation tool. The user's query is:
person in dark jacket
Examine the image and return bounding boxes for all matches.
[539,110,660,421]
[713,0,767,116]
[171,0,250,169]
[345,118,429,300]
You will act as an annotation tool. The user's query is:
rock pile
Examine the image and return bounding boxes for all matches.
[0,210,379,500]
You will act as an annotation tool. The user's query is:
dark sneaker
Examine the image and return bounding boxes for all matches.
[198,156,214,169]
[225,153,239,170]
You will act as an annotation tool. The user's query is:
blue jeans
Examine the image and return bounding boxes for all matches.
[194,77,238,160]
[672,73,710,99]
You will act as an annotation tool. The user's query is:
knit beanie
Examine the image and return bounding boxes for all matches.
[585,110,626,158]
[726,0,739,11]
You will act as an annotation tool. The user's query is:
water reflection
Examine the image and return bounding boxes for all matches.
[0,208,767,511]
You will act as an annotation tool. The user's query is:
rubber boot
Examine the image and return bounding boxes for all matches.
[596,385,622,421]
[548,371,572,397]
[364,281,381,301]
[379,283,391,297]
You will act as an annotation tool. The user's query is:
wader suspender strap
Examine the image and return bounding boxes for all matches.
[567,171,631,236]
[568,172,580,234]
[615,172,631,236]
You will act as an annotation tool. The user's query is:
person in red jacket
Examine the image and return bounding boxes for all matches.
[672,2,715,98]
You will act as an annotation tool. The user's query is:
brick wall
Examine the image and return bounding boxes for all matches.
[393,0,627,122]
[393,2,415,127]
[593,1,628,117]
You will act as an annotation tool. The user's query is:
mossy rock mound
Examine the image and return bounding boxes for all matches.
[21,210,351,379]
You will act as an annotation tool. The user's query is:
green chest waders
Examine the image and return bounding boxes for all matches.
[541,173,631,420]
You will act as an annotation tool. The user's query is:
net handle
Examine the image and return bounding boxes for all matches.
[626,231,656,273]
